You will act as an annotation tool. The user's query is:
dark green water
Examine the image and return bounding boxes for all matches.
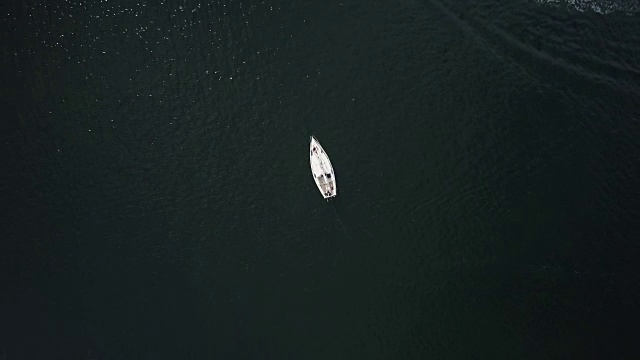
[3,0,639,358]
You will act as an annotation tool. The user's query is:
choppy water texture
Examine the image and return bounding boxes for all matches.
[3,0,640,358]
[533,0,640,14]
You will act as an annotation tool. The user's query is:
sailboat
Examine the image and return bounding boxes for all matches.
[309,136,337,200]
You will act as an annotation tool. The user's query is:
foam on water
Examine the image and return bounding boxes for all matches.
[532,0,640,14]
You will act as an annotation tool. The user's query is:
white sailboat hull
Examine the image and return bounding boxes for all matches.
[309,136,337,199]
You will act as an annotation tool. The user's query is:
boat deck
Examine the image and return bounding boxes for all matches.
[310,137,336,199]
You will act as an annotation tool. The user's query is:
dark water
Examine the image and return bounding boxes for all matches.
[3,0,640,358]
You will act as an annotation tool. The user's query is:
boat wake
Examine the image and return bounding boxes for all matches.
[333,204,379,244]
[332,205,354,242]
[531,0,640,14]
[423,0,640,96]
